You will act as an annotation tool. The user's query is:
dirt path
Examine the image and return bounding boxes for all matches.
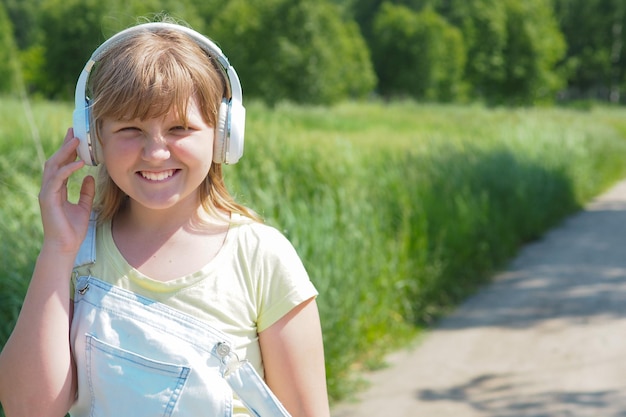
[331,179,626,417]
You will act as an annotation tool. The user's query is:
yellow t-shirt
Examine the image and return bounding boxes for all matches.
[72,216,318,415]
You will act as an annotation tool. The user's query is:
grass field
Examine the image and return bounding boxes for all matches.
[2,96,626,406]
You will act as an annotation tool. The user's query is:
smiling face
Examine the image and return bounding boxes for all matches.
[87,27,229,222]
[99,97,214,214]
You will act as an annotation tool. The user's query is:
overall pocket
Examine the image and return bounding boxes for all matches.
[85,334,190,417]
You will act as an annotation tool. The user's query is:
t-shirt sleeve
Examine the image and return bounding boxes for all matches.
[251,224,318,332]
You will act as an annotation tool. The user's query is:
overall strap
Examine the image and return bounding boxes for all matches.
[217,343,292,416]
[74,211,97,269]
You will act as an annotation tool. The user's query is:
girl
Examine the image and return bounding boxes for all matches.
[0,21,330,417]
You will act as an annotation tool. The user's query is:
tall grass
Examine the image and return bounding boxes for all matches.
[2,97,626,406]
[232,101,626,398]
[0,98,73,348]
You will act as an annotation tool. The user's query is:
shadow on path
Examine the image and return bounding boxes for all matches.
[418,373,626,417]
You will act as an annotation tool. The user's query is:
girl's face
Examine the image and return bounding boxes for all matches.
[99,97,214,214]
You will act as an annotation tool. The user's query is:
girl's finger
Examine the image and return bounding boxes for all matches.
[47,137,81,168]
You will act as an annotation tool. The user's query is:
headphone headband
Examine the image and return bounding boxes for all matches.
[73,22,245,165]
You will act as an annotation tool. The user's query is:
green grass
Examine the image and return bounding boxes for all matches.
[0,98,73,350]
[2,96,626,409]
[233,100,626,399]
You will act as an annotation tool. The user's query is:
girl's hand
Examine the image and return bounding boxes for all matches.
[38,128,96,254]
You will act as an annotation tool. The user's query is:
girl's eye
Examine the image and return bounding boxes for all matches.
[116,126,141,133]
[171,125,196,134]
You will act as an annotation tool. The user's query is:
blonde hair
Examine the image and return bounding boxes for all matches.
[87,24,260,223]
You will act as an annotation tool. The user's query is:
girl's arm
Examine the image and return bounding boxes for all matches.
[0,250,78,417]
[0,130,95,417]
[259,297,331,417]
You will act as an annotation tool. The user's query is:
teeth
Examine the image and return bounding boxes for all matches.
[140,170,175,181]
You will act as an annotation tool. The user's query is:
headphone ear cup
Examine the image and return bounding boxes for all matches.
[227,98,245,164]
[213,100,229,164]
[73,102,98,165]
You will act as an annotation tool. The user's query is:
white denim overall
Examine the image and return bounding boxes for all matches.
[69,215,291,417]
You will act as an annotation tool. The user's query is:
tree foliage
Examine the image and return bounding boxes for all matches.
[436,0,509,102]
[500,0,566,104]
[2,0,625,104]
[33,0,205,99]
[36,0,107,98]
[334,0,566,104]
[208,0,376,105]
[372,3,465,101]
[2,0,43,50]
[0,1,20,93]
[554,0,626,102]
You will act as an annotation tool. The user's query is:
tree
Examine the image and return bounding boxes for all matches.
[34,0,374,104]
[0,1,20,93]
[435,0,508,102]
[438,0,565,105]
[500,0,566,104]
[372,3,466,101]
[2,0,44,50]
[37,0,108,98]
[6,0,588,104]
[339,0,568,104]
[209,0,376,105]
[36,0,203,99]
[554,0,626,102]
[332,0,429,44]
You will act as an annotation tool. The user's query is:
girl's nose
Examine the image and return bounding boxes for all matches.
[142,134,170,161]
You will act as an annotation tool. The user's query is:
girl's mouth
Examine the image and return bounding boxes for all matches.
[139,169,176,182]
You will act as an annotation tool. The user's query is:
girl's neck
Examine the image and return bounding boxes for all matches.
[116,197,228,235]
[111,201,231,281]
[119,204,198,234]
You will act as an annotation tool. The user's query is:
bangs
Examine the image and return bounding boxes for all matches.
[91,49,197,125]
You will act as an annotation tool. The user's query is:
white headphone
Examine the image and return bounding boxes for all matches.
[72,22,246,166]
